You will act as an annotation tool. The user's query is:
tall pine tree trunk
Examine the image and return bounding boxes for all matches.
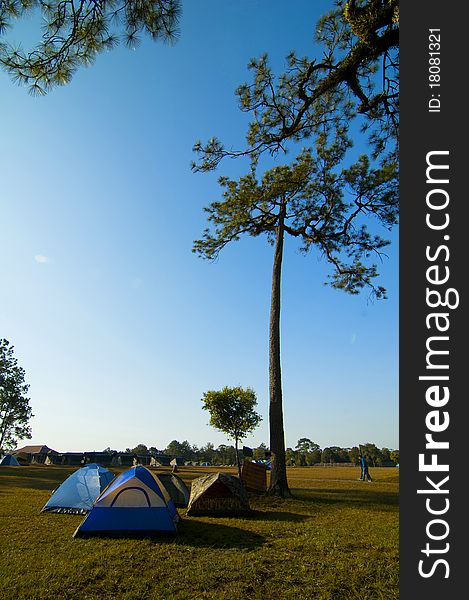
[268,201,291,497]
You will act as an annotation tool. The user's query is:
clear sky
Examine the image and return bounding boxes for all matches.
[0,0,398,453]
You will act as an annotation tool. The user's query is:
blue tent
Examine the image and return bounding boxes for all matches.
[42,463,115,514]
[0,454,20,466]
[73,465,179,537]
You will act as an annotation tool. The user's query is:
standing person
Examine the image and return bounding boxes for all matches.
[358,454,373,481]
[358,454,365,480]
[362,455,372,481]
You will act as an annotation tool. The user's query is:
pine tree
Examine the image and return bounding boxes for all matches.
[0,0,181,94]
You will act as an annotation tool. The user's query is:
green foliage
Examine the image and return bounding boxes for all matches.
[294,438,321,466]
[194,135,398,299]
[359,442,383,466]
[0,0,181,94]
[0,338,33,449]
[295,438,320,454]
[321,446,351,463]
[252,442,268,461]
[164,439,193,459]
[126,443,149,455]
[193,0,399,170]
[201,385,262,477]
[201,386,262,446]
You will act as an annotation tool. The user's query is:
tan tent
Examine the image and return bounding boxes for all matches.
[186,472,250,516]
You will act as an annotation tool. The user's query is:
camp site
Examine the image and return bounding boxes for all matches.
[0,453,398,599]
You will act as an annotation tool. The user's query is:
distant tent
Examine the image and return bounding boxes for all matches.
[0,454,20,466]
[13,452,30,465]
[170,457,185,467]
[42,463,115,514]
[158,473,190,508]
[150,454,171,467]
[111,453,134,467]
[186,472,251,516]
[44,454,64,466]
[74,465,179,537]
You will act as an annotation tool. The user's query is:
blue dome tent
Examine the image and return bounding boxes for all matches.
[73,465,179,537]
[0,454,20,466]
[41,463,115,514]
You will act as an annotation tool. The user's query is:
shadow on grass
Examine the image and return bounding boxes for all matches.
[250,509,309,523]
[174,518,265,549]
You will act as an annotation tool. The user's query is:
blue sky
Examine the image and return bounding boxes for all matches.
[0,0,398,453]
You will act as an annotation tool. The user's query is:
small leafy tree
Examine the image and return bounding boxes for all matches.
[0,339,33,450]
[201,386,262,478]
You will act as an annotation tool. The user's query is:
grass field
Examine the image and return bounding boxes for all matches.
[0,465,398,600]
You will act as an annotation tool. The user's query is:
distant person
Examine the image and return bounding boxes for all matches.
[359,455,372,481]
[358,454,364,480]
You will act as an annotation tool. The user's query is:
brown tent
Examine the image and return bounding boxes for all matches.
[186,472,251,516]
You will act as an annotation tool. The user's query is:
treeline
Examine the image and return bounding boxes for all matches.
[103,438,399,467]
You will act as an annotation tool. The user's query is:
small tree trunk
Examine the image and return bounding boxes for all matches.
[268,201,291,497]
[235,437,242,478]
[0,412,11,448]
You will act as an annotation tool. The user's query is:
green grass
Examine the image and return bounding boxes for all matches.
[0,465,398,599]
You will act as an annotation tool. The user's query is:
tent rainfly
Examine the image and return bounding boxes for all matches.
[73,466,179,537]
[186,472,251,516]
[157,473,190,508]
[41,463,115,514]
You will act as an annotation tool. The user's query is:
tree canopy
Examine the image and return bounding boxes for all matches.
[193,0,399,170]
[201,385,262,477]
[0,338,33,450]
[194,134,397,299]
[0,0,181,94]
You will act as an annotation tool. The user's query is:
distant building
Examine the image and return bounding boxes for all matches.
[60,452,85,466]
[83,452,114,467]
[134,454,152,466]
[15,444,58,455]
[14,445,59,464]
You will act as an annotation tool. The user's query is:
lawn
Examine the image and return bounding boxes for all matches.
[0,465,398,600]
